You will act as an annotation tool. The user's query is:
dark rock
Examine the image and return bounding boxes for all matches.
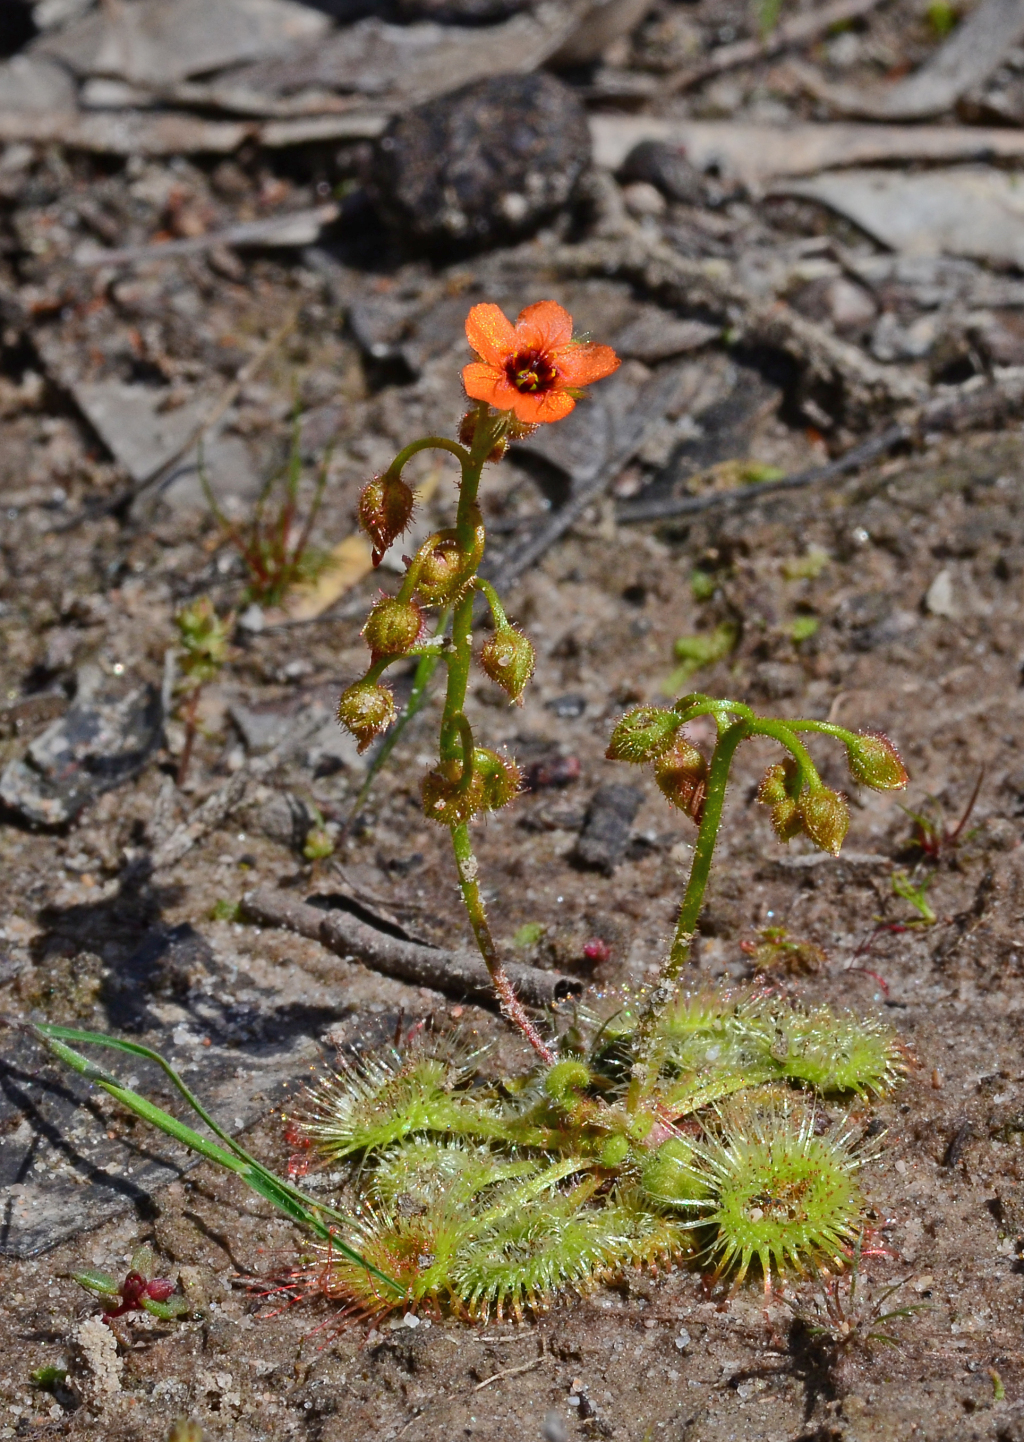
[371,71,590,251]
[618,140,706,206]
[0,671,163,827]
[573,783,644,874]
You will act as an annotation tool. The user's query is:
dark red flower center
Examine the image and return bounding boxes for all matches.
[506,349,557,395]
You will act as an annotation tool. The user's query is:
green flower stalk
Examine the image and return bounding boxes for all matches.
[173,596,232,786]
[606,697,908,1087]
[336,300,621,1060]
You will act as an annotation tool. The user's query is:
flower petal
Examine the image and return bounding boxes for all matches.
[463,361,517,410]
[555,342,621,388]
[515,300,573,354]
[511,387,576,424]
[465,304,516,367]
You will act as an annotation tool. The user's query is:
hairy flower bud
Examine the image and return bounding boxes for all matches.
[422,747,520,825]
[605,706,679,764]
[654,740,709,823]
[770,797,804,843]
[479,625,535,704]
[421,758,483,827]
[359,472,415,567]
[473,747,522,813]
[800,787,850,856]
[361,595,423,661]
[844,730,908,791]
[336,679,396,753]
[757,762,789,807]
[414,517,486,605]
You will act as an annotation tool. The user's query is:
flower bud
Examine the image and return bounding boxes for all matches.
[479,625,535,703]
[458,410,509,462]
[605,706,679,764]
[757,762,789,807]
[544,1059,591,1105]
[361,595,423,661]
[421,759,483,826]
[800,787,850,856]
[473,747,522,813]
[359,472,415,567]
[770,797,804,843]
[414,518,486,605]
[844,730,908,791]
[654,741,708,823]
[336,679,396,753]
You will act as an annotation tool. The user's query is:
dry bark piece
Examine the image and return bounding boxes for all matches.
[775,167,1024,269]
[573,783,644,875]
[661,0,886,94]
[34,0,330,87]
[588,117,1024,188]
[790,0,1024,120]
[371,71,590,250]
[70,203,338,269]
[242,887,582,1008]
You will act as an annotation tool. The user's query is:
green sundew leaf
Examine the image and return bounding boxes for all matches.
[72,1270,119,1298]
[141,1296,190,1320]
[662,622,738,695]
[691,568,717,602]
[513,922,546,949]
[790,616,820,643]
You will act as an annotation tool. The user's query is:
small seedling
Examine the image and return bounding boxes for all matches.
[209,898,242,923]
[202,415,332,608]
[926,0,958,36]
[787,1235,925,1391]
[73,1244,189,1324]
[691,568,717,602]
[662,622,738,695]
[900,769,983,859]
[891,869,937,926]
[740,925,826,975]
[173,596,232,786]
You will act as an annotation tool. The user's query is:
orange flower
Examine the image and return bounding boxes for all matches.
[462,300,620,425]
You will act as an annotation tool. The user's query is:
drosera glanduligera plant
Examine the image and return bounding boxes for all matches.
[12,299,915,1328]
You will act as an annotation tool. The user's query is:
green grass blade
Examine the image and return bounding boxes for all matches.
[20,1022,403,1296]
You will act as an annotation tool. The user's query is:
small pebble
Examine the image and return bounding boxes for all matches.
[675,1329,691,1350]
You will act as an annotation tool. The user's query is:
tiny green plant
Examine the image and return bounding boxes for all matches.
[900,768,983,859]
[891,869,937,926]
[786,1234,925,1391]
[662,623,738,695]
[173,596,232,786]
[73,1244,189,1324]
[740,924,826,975]
[202,415,332,608]
[335,300,620,1061]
